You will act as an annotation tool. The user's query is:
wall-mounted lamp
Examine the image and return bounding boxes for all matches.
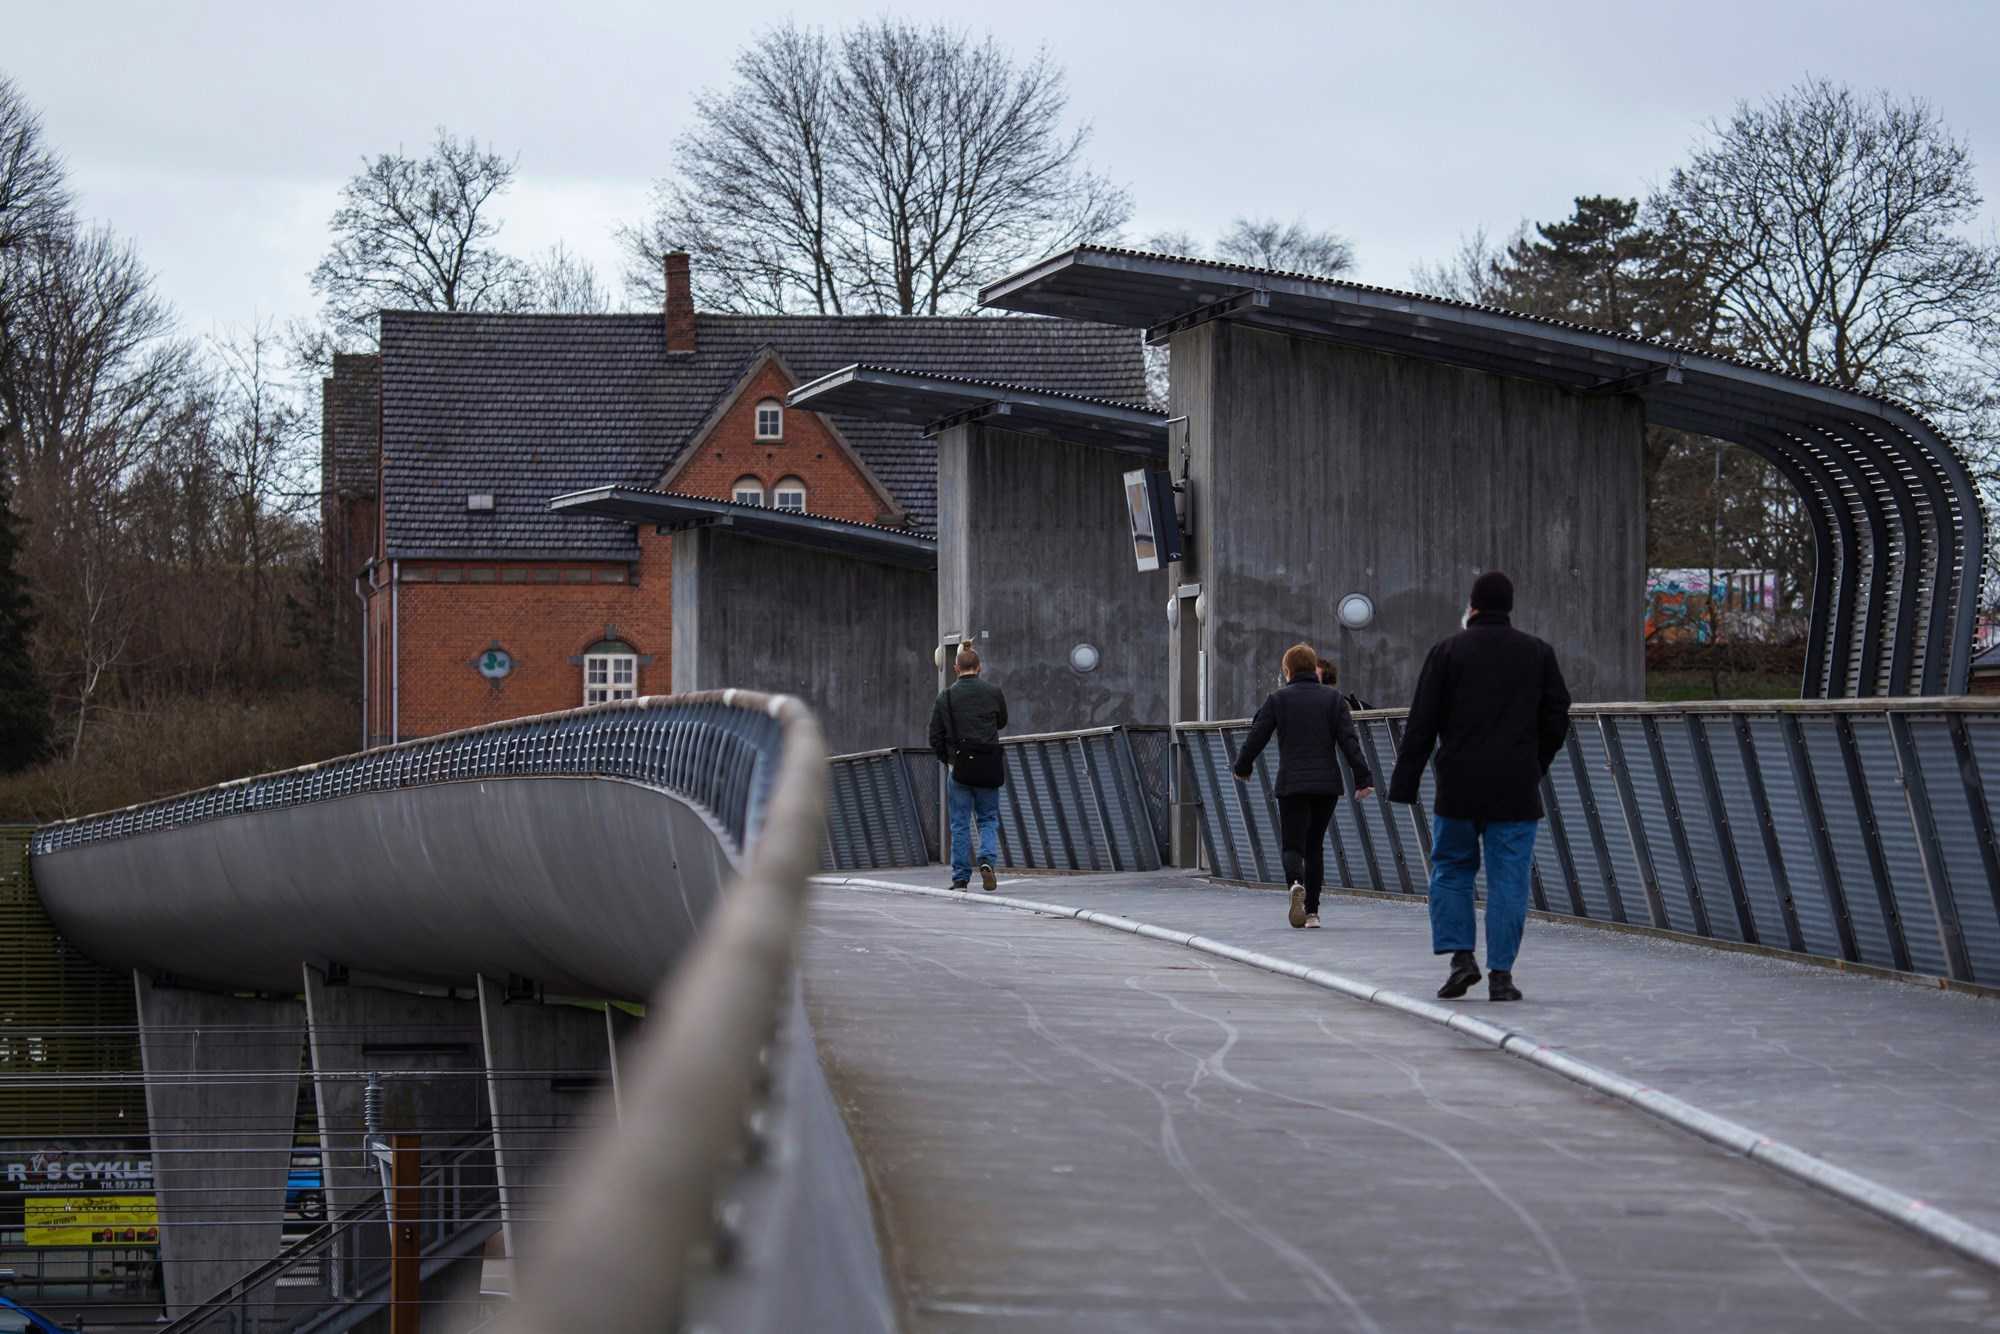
[1337,593,1375,630]
[1069,643,1101,674]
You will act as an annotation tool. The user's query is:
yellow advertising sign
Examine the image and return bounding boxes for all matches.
[23,1194,159,1247]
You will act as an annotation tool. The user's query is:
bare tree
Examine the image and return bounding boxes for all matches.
[307,129,532,352]
[526,241,612,314]
[622,20,1129,315]
[210,320,312,666]
[1654,79,2000,415]
[1214,217,1354,275]
[621,23,846,313]
[0,75,71,457]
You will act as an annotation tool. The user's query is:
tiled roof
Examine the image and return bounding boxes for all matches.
[378,311,1145,558]
[325,353,380,498]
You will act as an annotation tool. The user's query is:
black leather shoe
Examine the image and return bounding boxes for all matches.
[1437,951,1481,999]
[1488,970,1523,1002]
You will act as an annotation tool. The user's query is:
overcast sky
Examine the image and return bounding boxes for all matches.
[10,0,1999,347]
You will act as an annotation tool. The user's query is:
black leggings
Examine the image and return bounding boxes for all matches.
[1278,794,1338,913]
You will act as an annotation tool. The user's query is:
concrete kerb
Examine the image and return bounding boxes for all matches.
[814,873,2000,1274]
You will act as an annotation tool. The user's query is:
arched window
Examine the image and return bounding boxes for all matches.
[583,639,639,705]
[732,476,766,507]
[773,476,807,512]
[754,399,784,441]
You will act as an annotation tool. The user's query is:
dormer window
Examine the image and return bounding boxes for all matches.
[755,400,783,441]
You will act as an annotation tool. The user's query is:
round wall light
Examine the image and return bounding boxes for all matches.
[933,645,947,671]
[1336,593,1375,630]
[1069,642,1101,674]
[1166,597,1180,630]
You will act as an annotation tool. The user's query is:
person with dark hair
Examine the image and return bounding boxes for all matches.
[1233,642,1374,929]
[1389,571,1571,1002]
[928,643,1008,891]
[1317,654,1371,713]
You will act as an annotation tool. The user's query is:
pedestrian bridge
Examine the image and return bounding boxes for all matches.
[15,693,2000,1331]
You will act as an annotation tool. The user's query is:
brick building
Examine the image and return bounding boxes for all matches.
[322,254,1145,746]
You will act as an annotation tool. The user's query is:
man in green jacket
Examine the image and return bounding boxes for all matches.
[928,645,1008,891]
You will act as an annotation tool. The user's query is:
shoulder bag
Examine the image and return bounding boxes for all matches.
[942,684,1006,789]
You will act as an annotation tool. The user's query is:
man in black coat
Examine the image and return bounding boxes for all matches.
[928,644,1009,891]
[1388,572,1571,1002]
[1233,643,1374,930]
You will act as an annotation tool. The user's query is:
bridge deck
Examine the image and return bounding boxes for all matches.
[803,877,2000,1332]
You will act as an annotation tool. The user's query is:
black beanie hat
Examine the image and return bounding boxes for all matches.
[1470,570,1514,613]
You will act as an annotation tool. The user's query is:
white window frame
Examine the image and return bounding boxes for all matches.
[584,651,639,705]
[732,476,766,507]
[754,400,784,441]
[773,476,807,512]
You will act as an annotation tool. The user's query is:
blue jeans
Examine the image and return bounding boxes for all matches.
[948,779,1001,883]
[1427,816,1537,971]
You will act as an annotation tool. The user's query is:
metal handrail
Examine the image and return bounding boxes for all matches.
[1176,699,2000,990]
[493,695,829,1331]
[158,1132,498,1333]
[31,691,786,859]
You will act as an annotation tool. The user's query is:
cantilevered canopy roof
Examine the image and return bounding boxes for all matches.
[549,486,937,570]
[981,246,1988,698]
[788,364,1167,457]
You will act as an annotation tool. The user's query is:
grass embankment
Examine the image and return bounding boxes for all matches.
[0,689,357,824]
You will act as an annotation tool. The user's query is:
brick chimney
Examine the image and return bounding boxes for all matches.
[664,251,696,354]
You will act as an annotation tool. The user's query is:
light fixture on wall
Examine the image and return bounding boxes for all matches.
[1337,593,1375,630]
[1166,597,1179,631]
[934,645,947,671]
[1069,643,1101,674]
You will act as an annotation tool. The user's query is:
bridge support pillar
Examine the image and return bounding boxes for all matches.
[134,973,305,1319]
[475,975,614,1260]
[303,967,492,1293]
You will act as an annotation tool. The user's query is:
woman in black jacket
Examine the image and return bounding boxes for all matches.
[1233,643,1375,928]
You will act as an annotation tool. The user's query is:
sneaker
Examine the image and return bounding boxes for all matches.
[979,862,997,893]
[949,879,969,891]
[1437,951,1482,999]
[1488,970,1523,1003]
[1288,883,1308,928]
[1304,913,1321,929]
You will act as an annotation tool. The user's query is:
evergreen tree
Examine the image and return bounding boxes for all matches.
[0,470,50,771]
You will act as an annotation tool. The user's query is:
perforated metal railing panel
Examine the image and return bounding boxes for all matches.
[1177,702,2000,987]
[824,727,1169,874]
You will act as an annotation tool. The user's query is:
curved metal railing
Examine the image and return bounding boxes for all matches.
[32,691,784,859]
[1181,697,2000,990]
[27,691,891,1332]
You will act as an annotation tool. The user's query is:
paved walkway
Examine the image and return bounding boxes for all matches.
[803,884,2000,1333]
[833,868,2000,1237]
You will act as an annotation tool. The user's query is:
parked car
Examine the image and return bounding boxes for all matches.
[0,1293,71,1334]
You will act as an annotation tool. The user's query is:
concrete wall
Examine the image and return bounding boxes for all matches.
[476,977,614,1258]
[135,980,304,1318]
[1169,323,1645,723]
[935,424,1169,733]
[673,528,935,753]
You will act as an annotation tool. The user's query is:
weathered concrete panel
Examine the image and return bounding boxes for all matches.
[135,979,304,1318]
[303,968,487,1224]
[476,976,614,1259]
[1173,323,1644,717]
[935,424,1168,732]
[673,528,935,753]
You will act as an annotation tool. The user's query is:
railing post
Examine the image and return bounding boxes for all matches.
[1947,714,2000,969]
[1733,713,1807,954]
[1595,717,1665,927]
[1641,714,1709,936]
[1835,713,1914,973]
[1888,712,1974,982]
[1685,714,1759,943]
[1779,713,1860,963]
